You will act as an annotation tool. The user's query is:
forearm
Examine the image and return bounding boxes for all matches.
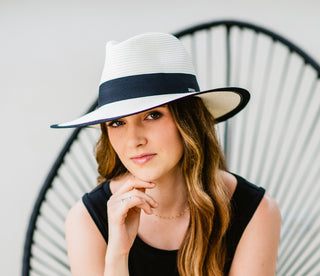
[104,249,129,276]
[104,177,156,276]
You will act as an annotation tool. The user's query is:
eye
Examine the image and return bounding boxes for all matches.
[146,111,163,120]
[107,120,125,128]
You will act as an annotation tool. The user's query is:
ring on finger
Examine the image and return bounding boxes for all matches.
[121,196,132,204]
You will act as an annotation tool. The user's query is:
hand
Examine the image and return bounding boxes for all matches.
[106,175,158,256]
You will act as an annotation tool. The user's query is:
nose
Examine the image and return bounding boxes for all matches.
[126,123,147,148]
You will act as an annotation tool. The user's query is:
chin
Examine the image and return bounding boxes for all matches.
[130,170,161,183]
[135,174,158,183]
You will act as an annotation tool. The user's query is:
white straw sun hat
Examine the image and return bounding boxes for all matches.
[51,32,250,128]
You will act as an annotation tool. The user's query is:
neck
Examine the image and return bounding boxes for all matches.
[146,169,188,216]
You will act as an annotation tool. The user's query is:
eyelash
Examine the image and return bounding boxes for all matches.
[107,111,163,128]
[107,120,124,128]
[145,111,162,120]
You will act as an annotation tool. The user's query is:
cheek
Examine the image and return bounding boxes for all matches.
[107,130,123,157]
[174,134,184,160]
[161,125,184,158]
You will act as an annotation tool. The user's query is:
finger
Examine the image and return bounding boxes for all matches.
[119,189,158,209]
[128,189,158,208]
[109,188,158,209]
[117,177,155,194]
[118,190,157,209]
[120,195,154,215]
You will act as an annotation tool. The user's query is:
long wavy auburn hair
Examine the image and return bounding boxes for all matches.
[95,97,231,276]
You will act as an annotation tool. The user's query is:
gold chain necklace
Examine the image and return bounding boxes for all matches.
[152,206,189,220]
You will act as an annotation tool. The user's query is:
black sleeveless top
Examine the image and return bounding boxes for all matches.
[82,174,265,275]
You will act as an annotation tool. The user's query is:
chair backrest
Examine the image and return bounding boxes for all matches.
[175,20,320,275]
[23,20,320,276]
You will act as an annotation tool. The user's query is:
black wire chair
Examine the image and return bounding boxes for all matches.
[23,20,320,276]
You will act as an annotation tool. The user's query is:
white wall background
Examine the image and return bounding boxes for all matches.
[1,0,320,275]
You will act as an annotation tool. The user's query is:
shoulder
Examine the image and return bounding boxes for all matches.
[247,193,281,241]
[229,193,281,275]
[219,170,237,199]
[256,193,282,223]
[65,200,107,275]
[250,193,282,248]
[66,200,98,231]
[65,200,107,248]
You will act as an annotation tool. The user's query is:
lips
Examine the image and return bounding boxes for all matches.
[130,153,156,165]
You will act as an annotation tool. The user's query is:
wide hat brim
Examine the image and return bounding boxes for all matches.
[51,87,250,128]
[51,33,250,129]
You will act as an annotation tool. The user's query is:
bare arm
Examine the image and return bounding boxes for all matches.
[65,201,132,276]
[228,194,282,276]
[65,176,157,276]
[65,200,107,276]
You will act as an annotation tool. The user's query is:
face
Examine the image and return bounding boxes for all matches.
[106,106,184,183]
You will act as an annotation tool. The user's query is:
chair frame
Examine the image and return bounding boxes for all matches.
[22,19,320,276]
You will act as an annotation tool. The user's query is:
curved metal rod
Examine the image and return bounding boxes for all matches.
[173,19,320,76]
[23,19,320,275]
[22,100,98,276]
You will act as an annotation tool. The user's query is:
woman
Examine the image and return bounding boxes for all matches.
[52,32,281,275]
